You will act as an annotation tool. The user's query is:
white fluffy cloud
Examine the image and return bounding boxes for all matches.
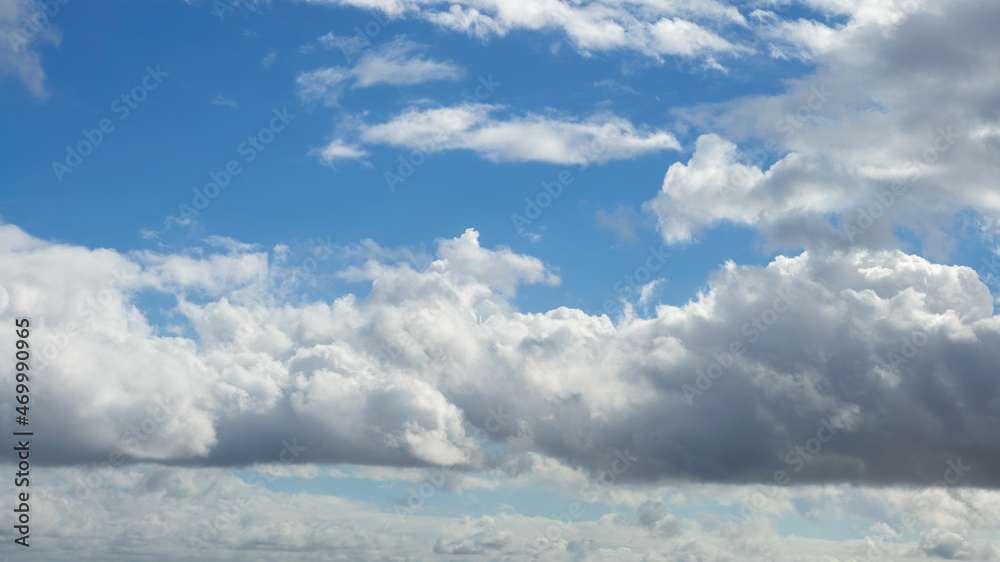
[429,228,559,296]
[646,0,1000,254]
[2,222,1000,490]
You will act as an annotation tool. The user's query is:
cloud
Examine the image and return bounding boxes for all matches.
[593,79,638,95]
[356,103,681,165]
[312,139,370,165]
[0,0,63,99]
[647,16,739,57]
[432,228,559,296]
[302,0,747,61]
[4,222,1000,489]
[295,38,462,106]
[12,465,1000,560]
[211,94,239,108]
[595,204,642,243]
[313,30,367,56]
[645,0,1000,255]
[295,66,349,106]
[351,37,462,87]
[261,50,277,67]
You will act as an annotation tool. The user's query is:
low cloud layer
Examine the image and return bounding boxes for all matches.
[5,464,1000,560]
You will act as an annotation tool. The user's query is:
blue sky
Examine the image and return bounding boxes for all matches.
[0,0,807,308]
[2,0,1000,560]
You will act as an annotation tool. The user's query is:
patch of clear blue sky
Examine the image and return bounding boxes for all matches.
[243,467,876,541]
[235,468,619,522]
[0,0,824,321]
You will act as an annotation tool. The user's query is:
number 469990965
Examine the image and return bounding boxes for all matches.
[14,319,30,419]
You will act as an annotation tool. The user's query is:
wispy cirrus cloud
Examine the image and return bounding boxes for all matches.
[295,37,462,106]
[318,103,681,165]
[211,93,238,108]
[351,38,462,87]
[0,0,64,99]
[295,66,349,106]
[301,0,747,62]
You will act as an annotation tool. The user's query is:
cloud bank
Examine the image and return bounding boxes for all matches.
[3,223,999,490]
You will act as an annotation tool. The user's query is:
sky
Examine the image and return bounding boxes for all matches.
[1,0,1000,560]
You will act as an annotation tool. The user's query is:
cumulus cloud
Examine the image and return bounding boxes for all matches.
[646,0,1000,255]
[2,222,1000,489]
[432,228,559,296]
